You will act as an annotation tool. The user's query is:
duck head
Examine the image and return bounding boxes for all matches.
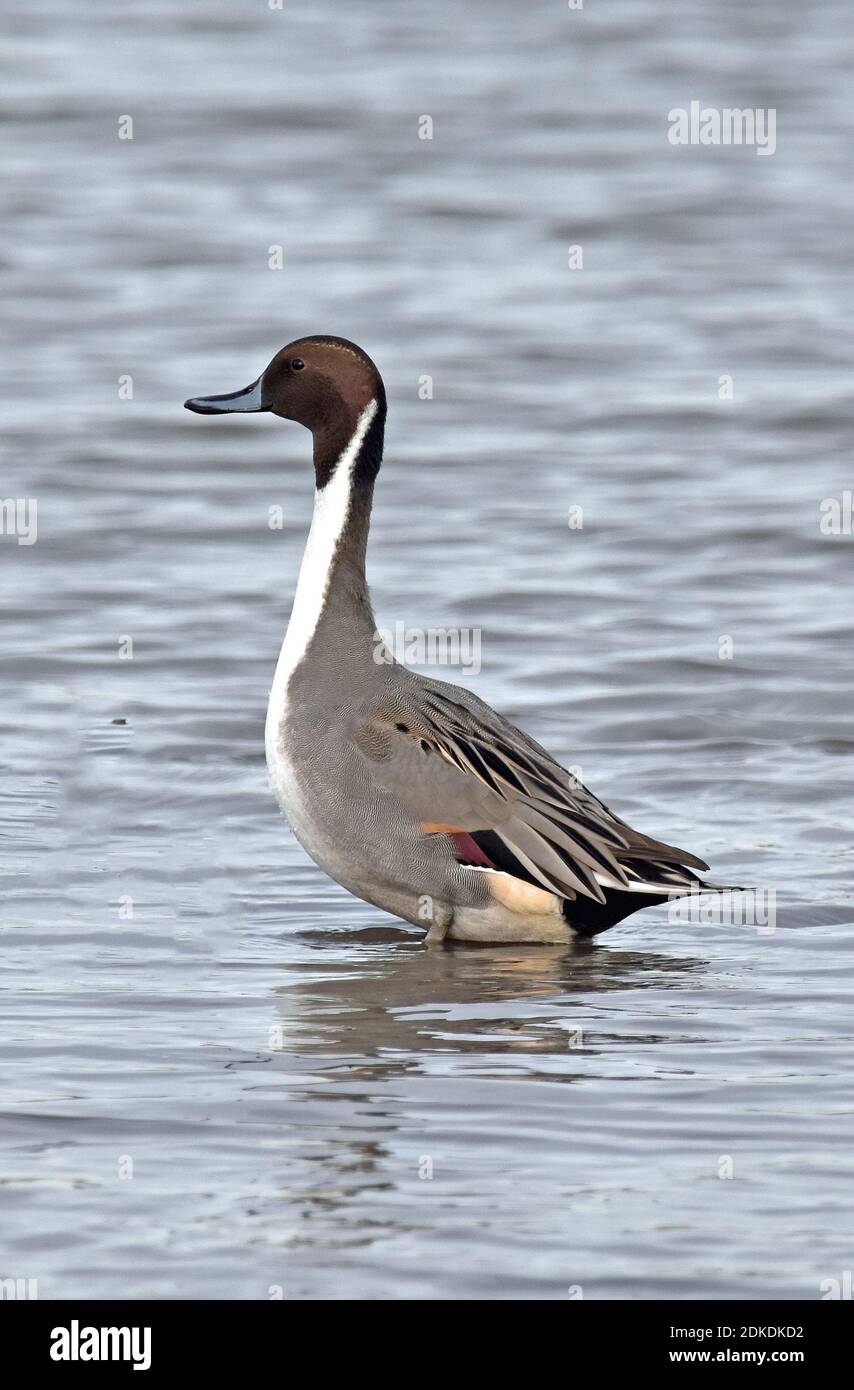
[185,336,386,487]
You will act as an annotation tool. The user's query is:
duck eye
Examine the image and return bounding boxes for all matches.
[291,358,305,371]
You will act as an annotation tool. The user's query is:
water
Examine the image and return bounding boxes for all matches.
[2,0,854,1299]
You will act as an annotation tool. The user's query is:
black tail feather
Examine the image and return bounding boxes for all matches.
[563,889,670,937]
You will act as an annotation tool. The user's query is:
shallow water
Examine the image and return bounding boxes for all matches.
[2,0,854,1299]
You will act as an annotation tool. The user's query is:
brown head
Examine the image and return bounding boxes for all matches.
[185,336,386,488]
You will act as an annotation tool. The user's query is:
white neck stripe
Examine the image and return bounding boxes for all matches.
[265,399,378,745]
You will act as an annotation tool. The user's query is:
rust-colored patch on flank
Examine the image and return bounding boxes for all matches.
[420,822,496,870]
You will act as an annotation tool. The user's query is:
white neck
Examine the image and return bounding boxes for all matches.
[265,399,377,749]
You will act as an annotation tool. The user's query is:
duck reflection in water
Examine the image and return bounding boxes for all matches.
[268,924,706,1078]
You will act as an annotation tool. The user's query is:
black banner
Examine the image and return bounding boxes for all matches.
[1,1300,847,1375]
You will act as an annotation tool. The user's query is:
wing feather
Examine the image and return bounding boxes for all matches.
[358,674,708,906]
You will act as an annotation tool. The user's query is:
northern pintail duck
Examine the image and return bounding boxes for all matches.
[186,337,734,944]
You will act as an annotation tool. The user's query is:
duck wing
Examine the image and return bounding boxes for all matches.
[357,673,709,905]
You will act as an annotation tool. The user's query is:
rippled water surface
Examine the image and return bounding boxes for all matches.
[2,0,854,1299]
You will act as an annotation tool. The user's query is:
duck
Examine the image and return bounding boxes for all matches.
[186,336,735,944]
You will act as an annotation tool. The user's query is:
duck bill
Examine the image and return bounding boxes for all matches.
[184,378,268,415]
